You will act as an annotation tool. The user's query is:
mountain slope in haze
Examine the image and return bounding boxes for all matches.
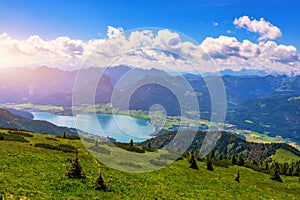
[227,95,300,141]
[0,108,76,136]
[0,67,113,106]
[222,75,300,106]
[2,107,34,119]
[113,75,211,117]
[103,65,169,88]
[114,74,300,117]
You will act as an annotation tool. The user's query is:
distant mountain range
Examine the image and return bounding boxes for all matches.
[103,65,169,88]
[0,66,170,106]
[1,65,300,142]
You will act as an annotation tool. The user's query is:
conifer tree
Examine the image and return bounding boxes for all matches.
[129,139,134,148]
[237,154,244,166]
[189,152,199,170]
[94,169,108,191]
[206,158,214,171]
[147,141,152,149]
[235,171,240,183]
[270,163,282,182]
[194,150,203,162]
[231,154,237,165]
[287,164,294,176]
[292,164,300,176]
[217,154,223,161]
[250,159,258,166]
[209,149,215,161]
[262,160,269,170]
[66,149,86,179]
[62,131,66,138]
[280,163,288,175]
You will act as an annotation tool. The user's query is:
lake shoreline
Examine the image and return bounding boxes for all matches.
[32,111,155,143]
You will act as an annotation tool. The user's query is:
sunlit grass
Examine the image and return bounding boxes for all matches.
[1,130,300,199]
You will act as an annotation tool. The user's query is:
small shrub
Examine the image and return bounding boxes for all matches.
[113,142,145,153]
[82,137,96,143]
[150,159,167,166]
[34,143,76,153]
[57,144,76,153]
[34,143,57,150]
[9,131,33,137]
[57,135,80,140]
[142,146,157,152]
[94,170,108,191]
[159,153,178,160]
[4,134,29,143]
[45,137,58,141]
[118,162,142,168]
[88,145,110,154]
[212,159,230,168]
[66,150,86,179]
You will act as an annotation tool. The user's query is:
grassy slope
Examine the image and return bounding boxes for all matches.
[270,149,300,163]
[1,130,300,199]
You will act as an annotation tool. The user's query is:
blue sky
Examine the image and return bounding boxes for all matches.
[0,0,299,46]
[0,0,299,74]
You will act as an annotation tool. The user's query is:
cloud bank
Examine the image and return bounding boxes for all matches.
[233,15,282,41]
[0,17,299,75]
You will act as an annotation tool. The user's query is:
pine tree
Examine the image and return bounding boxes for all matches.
[235,171,240,183]
[237,154,244,166]
[94,169,108,191]
[287,164,294,176]
[262,160,269,170]
[66,149,86,179]
[231,154,237,165]
[206,158,214,171]
[188,152,199,170]
[270,163,282,182]
[217,154,223,161]
[62,131,66,138]
[280,163,288,175]
[209,149,215,161]
[250,159,258,166]
[147,141,151,149]
[292,164,300,176]
[129,139,134,148]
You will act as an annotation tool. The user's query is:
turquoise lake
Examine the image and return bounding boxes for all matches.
[32,112,155,142]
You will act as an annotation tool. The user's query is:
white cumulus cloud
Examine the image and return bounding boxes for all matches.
[234,15,282,41]
[0,25,299,75]
[107,26,124,39]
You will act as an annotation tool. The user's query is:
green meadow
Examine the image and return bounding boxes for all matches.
[1,129,300,199]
